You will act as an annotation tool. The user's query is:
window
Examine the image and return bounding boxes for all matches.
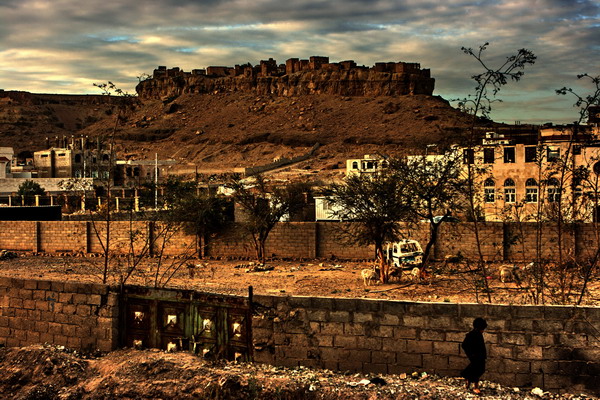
[352,161,358,169]
[547,178,560,203]
[483,148,495,164]
[525,178,538,203]
[463,149,474,164]
[504,147,515,163]
[74,154,82,163]
[484,178,495,203]
[547,147,560,162]
[41,154,49,158]
[525,147,537,163]
[504,178,516,203]
[573,145,581,155]
[102,154,110,162]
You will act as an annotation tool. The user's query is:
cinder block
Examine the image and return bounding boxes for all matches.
[329,311,351,323]
[502,332,528,346]
[395,352,423,367]
[433,341,460,355]
[406,340,433,354]
[420,329,445,341]
[423,354,449,370]
[394,326,418,339]
[382,337,406,352]
[343,323,365,336]
[334,335,357,348]
[402,315,428,327]
[356,336,382,351]
[338,361,363,373]
[353,312,373,323]
[489,345,513,359]
[371,350,395,364]
[320,322,344,335]
[67,336,82,349]
[362,362,388,374]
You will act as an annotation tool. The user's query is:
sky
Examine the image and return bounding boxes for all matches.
[0,0,598,124]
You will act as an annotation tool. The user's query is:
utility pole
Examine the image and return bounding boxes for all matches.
[154,153,158,210]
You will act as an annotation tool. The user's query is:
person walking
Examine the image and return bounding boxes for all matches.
[461,317,487,394]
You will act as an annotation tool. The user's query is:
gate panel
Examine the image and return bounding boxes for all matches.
[121,286,253,361]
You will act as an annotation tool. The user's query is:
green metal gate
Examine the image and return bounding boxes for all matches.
[121,286,253,361]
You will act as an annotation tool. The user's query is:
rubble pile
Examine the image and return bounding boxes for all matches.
[0,345,595,400]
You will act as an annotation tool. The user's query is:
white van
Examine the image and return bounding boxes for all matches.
[386,239,423,267]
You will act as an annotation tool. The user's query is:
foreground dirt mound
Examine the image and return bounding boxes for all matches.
[0,345,594,399]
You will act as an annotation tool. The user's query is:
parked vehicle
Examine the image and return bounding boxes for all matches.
[385,239,423,267]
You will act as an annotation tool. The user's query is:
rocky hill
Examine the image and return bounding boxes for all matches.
[0,90,115,154]
[1,62,481,179]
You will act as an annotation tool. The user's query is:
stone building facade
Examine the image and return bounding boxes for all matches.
[465,125,600,222]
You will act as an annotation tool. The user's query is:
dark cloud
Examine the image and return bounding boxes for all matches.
[0,0,598,123]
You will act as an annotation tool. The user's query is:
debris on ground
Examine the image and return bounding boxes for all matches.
[0,345,596,400]
[0,250,18,260]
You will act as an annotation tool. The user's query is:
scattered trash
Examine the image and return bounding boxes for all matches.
[0,250,18,260]
[532,387,545,397]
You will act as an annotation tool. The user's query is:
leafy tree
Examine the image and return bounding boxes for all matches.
[228,174,308,264]
[17,180,45,205]
[324,168,413,283]
[391,151,465,270]
[17,180,45,197]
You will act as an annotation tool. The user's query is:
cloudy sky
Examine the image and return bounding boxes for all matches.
[0,0,598,124]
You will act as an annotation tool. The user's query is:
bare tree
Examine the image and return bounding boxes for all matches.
[228,174,308,264]
[455,42,536,302]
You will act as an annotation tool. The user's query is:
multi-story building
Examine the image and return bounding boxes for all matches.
[464,124,600,222]
[345,154,388,177]
[33,136,112,179]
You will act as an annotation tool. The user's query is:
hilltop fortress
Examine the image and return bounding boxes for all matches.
[136,56,435,99]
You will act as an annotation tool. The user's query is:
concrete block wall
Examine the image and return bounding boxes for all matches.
[0,221,37,252]
[316,222,374,259]
[2,220,600,263]
[252,295,600,395]
[437,223,504,261]
[505,223,576,262]
[0,276,598,395]
[0,277,119,352]
[39,221,87,253]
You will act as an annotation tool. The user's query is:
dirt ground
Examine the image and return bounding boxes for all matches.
[0,344,596,400]
[1,255,599,306]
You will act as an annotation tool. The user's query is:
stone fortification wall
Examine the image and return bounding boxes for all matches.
[252,295,600,395]
[0,220,599,263]
[136,69,435,99]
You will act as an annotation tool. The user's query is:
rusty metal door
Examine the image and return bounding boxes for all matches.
[121,286,253,361]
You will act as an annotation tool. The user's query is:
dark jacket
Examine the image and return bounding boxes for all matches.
[461,330,486,361]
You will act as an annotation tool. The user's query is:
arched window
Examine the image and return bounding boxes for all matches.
[504,178,516,203]
[525,178,538,203]
[484,178,495,203]
[102,154,109,162]
[547,178,560,203]
[352,161,358,170]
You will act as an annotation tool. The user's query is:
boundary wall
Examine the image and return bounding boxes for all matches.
[0,220,597,262]
[0,277,598,395]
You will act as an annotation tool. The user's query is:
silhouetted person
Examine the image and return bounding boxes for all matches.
[461,317,487,394]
